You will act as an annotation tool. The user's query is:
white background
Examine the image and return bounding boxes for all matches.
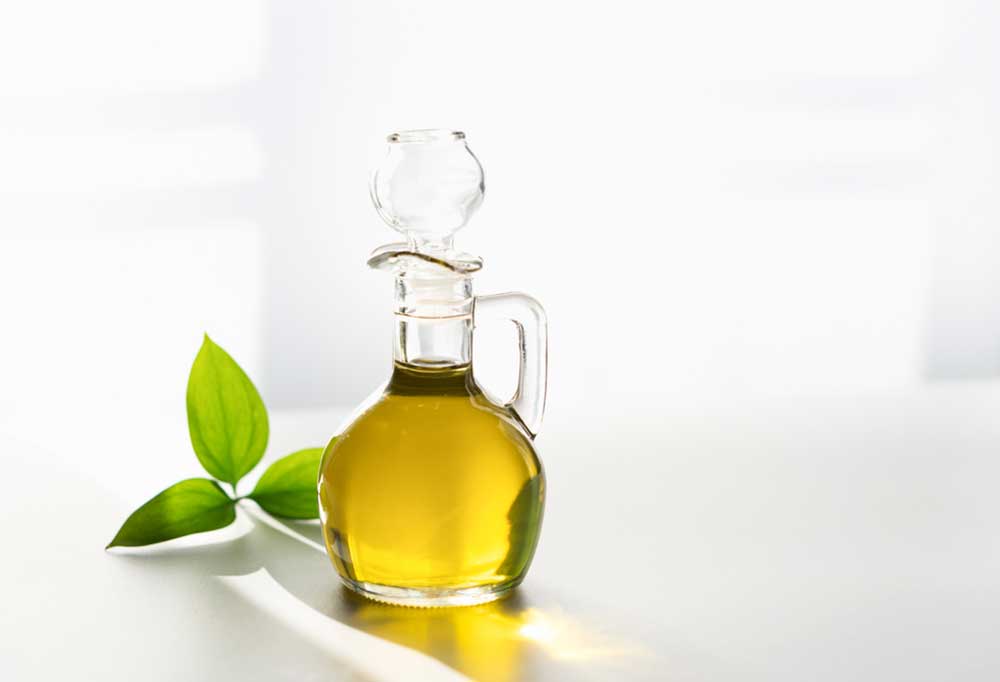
[2,5,1000,680]
[0,0,999,421]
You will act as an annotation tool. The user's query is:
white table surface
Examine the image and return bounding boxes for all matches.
[2,385,999,681]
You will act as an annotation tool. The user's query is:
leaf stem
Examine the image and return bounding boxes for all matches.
[241,503,326,554]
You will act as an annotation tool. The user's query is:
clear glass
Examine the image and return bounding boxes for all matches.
[369,129,484,254]
[319,130,548,607]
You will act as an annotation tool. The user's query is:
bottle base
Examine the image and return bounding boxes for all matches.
[340,575,521,608]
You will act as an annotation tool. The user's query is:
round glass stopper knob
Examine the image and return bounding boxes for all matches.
[370,129,485,253]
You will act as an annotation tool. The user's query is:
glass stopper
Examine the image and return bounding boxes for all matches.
[370,129,485,254]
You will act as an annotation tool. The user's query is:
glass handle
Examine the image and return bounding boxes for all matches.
[474,293,548,438]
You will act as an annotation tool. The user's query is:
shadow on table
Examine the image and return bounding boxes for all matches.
[112,505,648,682]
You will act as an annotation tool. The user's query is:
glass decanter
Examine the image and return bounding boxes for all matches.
[318,129,548,607]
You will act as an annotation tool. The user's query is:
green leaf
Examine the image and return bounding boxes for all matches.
[106,478,236,548]
[186,334,269,488]
[248,446,326,519]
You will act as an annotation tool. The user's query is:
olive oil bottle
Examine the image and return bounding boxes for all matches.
[319,130,548,607]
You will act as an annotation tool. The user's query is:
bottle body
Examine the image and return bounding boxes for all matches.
[319,362,544,606]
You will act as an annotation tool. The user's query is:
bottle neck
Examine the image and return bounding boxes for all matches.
[393,314,472,367]
[392,274,474,368]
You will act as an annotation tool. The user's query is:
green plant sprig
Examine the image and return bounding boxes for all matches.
[107,334,328,548]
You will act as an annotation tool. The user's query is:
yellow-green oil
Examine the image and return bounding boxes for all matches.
[319,362,544,596]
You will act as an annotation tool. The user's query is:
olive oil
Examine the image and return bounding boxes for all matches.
[320,129,549,606]
[319,362,544,605]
